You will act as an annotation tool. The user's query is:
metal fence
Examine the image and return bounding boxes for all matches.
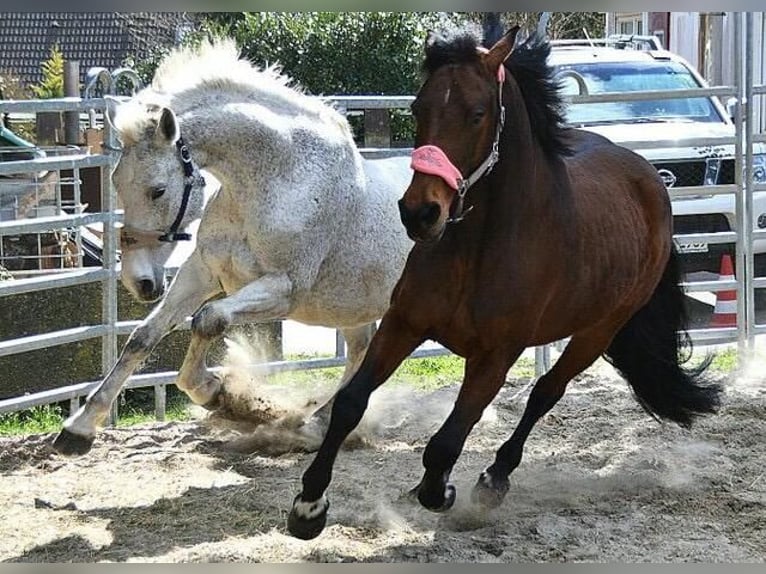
[1,13,763,418]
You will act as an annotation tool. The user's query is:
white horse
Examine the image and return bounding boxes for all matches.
[52,39,413,455]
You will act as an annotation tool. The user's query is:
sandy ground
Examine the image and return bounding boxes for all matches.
[1,341,765,563]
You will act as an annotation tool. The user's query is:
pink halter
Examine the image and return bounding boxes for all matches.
[410,145,463,191]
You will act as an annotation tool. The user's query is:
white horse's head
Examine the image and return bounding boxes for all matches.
[109,99,208,302]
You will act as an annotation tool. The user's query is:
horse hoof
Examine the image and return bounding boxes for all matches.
[200,392,222,411]
[405,482,422,502]
[287,494,329,540]
[471,471,510,508]
[52,428,95,456]
[197,375,224,411]
[418,482,456,513]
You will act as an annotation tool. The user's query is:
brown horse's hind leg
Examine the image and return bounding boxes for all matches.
[412,348,525,512]
[471,326,619,508]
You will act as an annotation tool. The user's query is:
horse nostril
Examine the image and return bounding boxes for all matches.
[399,199,441,230]
[138,279,155,299]
[420,202,441,226]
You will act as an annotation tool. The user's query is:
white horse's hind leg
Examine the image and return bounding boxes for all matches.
[301,323,376,440]
[52,252,220,456]
[339,323,378,387]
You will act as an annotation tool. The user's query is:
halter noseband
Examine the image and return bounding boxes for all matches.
[410,64,506,223]
[157,137,204,242]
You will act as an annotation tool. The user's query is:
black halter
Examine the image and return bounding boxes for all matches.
[158,137,204,242]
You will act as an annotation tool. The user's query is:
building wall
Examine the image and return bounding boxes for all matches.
[670,12,701,71]
[648,12,670,48]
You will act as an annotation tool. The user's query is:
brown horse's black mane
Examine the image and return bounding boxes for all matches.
[423,26,571,158]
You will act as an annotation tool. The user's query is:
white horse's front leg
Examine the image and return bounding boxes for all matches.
[52,252,220,456]
[174,334,221,408]
[190,272,293,338]
[176,273,293,407]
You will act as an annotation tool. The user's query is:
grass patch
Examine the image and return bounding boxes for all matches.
[708,346,737,372]
[0,404,64,436]
[266,352,537,392]
[0,394,194,437]
[115,400,195,427]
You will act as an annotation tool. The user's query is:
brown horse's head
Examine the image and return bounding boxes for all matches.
[399,26,520,243]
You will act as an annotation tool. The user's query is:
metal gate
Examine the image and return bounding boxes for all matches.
[0,13,763,418]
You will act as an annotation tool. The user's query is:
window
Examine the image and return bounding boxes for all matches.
[617,14,644,35]
[556,61,723,126]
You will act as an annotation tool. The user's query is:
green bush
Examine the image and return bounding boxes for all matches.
[31,45,65,99]
[226,12,462,96]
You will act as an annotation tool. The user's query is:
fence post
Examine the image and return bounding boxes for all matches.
[534,345,550,378]
[364,109,391,148]
[63,61,80,146]
[744,12,756,353]
[101,104,120,425]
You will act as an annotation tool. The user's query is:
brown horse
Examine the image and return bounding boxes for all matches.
[287,26,722,540]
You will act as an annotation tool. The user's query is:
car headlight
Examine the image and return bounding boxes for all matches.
[753,154,766,184]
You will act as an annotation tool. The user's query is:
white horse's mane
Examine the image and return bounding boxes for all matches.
[114,38,346,144]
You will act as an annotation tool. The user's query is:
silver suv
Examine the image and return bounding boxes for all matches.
[548,35,766,284]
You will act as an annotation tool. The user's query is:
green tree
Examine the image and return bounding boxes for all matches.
[203,12,469,96]
[470,12,605,41]
[31,45,65,99]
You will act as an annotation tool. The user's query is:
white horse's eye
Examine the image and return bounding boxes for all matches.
[150,186,166,200]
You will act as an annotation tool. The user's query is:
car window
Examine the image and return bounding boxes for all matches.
[555,61,724,126]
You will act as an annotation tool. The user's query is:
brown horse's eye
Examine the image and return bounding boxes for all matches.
[150,186,166,200]
[471,107,486,125]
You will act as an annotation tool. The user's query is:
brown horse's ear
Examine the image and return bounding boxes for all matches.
[484,25,520,72]
[424,29,438,51]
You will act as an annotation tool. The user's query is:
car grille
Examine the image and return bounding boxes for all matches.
[654,161,706,187]
[652,159,736,187]
[718,159,735,184]
[673,213,731,234]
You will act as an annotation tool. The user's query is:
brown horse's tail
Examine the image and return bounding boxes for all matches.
[603,247,723,428]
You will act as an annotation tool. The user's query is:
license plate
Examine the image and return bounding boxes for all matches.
[676,241,709,254]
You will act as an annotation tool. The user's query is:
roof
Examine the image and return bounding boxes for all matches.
[0,12,196,90]
[547,35,678,66]
[549,48,679,67]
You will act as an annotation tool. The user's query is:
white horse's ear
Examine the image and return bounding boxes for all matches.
[157,107,179,143]
[103,95,120,134]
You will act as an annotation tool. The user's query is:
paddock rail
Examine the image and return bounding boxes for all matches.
[1,13,763,419]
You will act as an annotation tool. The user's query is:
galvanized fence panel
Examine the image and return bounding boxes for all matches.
[1,15,762,416]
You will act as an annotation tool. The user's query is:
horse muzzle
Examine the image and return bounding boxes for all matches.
[123,274,166,303]
[397,198,444,243]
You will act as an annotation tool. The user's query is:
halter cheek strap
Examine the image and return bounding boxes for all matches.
[158,137,204,242]
[410,64,506,223]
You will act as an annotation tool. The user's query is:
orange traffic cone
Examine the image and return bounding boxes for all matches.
[710,254,737,327]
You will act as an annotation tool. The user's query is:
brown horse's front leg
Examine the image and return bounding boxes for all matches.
[287,308,423,540]
[413,348,524,512]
